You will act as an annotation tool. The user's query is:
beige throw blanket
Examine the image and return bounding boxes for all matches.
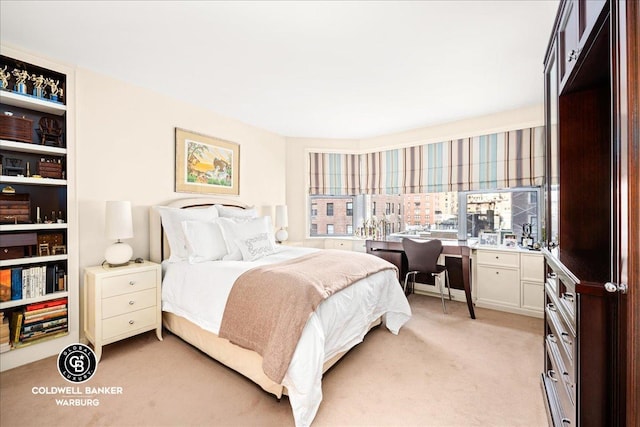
[218,249,398,383]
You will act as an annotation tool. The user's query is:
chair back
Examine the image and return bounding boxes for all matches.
[402,238,443,274]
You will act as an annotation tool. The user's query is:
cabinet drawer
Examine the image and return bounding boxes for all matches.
[102,288,156,319]
[101,270,157,298]
[102,306,157,341]
[476,250,519,268]
[522,281,544,311]
[545,337,576,423]
[477,266,520,306]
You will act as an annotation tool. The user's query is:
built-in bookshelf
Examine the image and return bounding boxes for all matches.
[0,46,78,371]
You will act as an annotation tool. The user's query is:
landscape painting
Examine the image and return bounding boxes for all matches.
[175,128,240,195]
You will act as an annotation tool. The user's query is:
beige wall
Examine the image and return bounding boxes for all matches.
[284,105,544,242]
[75,68,287,271]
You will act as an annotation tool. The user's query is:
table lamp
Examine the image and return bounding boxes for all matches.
[105,200,133,266]
[275,205,288,243]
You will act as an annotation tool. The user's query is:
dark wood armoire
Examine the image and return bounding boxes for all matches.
[540,1,639,426]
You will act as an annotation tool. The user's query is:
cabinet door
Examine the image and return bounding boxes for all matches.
[558,0,579,84]
[477,266,520,307]
[545,41,560,247]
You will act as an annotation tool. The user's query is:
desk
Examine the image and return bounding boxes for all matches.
[366,238,476,319]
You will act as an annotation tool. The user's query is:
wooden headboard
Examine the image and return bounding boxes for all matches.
[149,197,250,264]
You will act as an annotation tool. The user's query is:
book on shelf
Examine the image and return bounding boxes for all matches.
[11,267,22,300]
[22,308,67,324]
[6,296,69,346]
[25,297,67,312]
[0,269,10,302]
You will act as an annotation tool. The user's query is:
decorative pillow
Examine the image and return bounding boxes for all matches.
[235,232,277,261]
[154,205,219,262]
[218,216,275,261]
[181,220,228,263]
[215,204,258,219]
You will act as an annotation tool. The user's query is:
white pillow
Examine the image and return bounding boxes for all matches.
[235,232,277,261]
[181,220,228,263]
[218,216,275,261]
[154,205,219,262]
[215,204,258,219]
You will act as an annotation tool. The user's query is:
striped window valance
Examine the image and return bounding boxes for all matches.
[309,126,545,195]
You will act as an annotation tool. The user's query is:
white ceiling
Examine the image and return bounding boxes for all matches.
[0,1,559,139]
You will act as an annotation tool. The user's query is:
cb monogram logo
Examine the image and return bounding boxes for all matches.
[57,343,97,383]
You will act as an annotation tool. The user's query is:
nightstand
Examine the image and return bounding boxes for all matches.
[83,261,162,361]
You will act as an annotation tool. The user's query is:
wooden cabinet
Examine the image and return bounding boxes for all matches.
[474,248,544,317]
[0,47,78,371]
[83,261,162,361]
[557,0,609,90]
[541,1,639,425]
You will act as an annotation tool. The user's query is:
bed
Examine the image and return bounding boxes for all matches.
[149,198,411,426]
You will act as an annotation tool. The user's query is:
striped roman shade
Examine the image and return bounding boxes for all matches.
[309,126,545,195]
[309,153,360,196]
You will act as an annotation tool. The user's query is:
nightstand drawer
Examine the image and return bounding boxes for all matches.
[102,288,157,319]
[102,306,158,340]
[101,270,157,298]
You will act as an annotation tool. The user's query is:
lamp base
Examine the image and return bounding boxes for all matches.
[275,228,288,243]
[105,241,133,267]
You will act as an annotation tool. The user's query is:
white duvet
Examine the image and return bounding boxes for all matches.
[161,246,412,426]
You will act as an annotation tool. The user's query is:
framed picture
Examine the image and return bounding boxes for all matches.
[175,128,240,195]
[503,234,518,248]
[479,231,499,247]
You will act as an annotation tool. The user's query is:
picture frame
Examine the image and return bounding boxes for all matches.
[479,231,499,247]
[175,128,240,195]
[503,234,518,248]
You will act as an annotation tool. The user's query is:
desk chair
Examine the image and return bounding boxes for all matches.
[402,238,452,313]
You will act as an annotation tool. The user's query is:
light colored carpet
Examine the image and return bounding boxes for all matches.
[0,295,547,427]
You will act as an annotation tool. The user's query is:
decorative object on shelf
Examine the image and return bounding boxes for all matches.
[521,223,534,247]
[0,113,33,144]
[503,234,518,248]
[479,231,499,246]
[45,78,61,102]
[30,74,46,98]
[11,69,28,94]
[37,233,63,251]
[51,244,66,255]
[175,128,240,195]
[36,206,41,223]
[0,66,9,89]
[37,117,63,146]
[275,205,289,243]
[104,200,134,267]
[37,157,63,179]
[1,186,15,194]
[0,232,36,260]
[0,193,30,224]
[38,243,50,256]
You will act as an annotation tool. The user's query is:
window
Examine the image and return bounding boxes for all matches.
[326,203,334,216]
[309,187,541,241]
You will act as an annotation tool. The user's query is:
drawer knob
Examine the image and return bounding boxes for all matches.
[129,320,135,325]
[547,303,556,312]
[495,271,499,275]
[495,256,499,259]
[547,369,558,382]
[547,272,557,279]
[561,332,572,346]
[562,293,574,302]
[128,300,135,305]
[129,281,136,286]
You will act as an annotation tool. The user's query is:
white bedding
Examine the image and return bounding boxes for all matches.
[161,246,411,426]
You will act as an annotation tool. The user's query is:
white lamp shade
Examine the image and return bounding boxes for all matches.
[105,201,133,240]
[275,205,288,228]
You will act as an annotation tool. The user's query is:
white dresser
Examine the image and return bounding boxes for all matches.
[474,247,544,317]
[83,261,162,361]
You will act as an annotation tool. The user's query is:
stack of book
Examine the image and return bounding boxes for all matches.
[0,264,67,302]
[10,297,68,347]
[0,312,10,353]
